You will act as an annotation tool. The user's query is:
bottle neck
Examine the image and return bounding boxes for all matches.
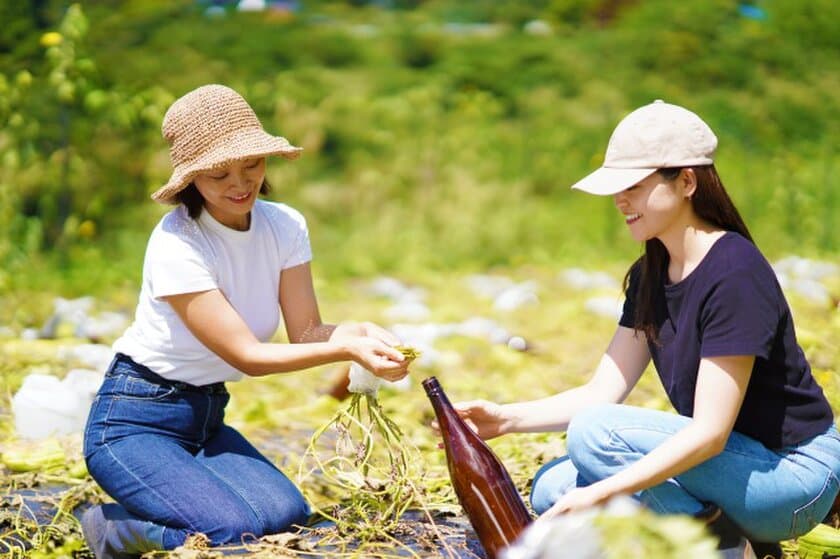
[423,377,460,428]
[423,377,450,407]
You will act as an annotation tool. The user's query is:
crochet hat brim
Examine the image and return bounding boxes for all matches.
[151,127,302,204]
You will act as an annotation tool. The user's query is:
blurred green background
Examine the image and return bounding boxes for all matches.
[1,0,838,311]
[1,4,838,557]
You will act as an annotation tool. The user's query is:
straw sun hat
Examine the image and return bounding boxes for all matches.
[151,84,302,204]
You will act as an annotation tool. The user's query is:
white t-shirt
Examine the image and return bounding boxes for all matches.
[113,200,312,385]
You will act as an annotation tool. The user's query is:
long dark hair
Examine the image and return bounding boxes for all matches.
[623,165,753,344]
[176,179,272,219]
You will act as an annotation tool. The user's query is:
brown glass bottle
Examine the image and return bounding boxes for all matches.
[423,376,532,559]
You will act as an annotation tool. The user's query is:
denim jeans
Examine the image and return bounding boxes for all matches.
[530,404,840,543]
[83,353,310,550]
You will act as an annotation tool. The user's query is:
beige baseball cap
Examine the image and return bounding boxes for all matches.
[571,100,717,196]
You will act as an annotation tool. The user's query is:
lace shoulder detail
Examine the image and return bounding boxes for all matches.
[156,206,216,266]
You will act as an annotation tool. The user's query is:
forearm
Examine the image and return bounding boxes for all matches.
[235,339,350,376]
[588,356,751,503]
[292,322,337,344]
[501,383,618,434]
[592,421,724,498]
[599,358,751,498]
[503,339,647,435]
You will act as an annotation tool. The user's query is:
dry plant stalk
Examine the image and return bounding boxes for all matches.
[298,347,456,555]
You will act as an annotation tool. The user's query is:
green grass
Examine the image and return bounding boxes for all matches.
[1,264,838,557]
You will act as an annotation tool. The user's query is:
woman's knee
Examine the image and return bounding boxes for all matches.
[237,470,310,534]
[194,502,264,545]
[206,488,311,543]
[160,491,308,548]
[566,404,618,464]
[529,456,580,515]
[261,492,310,534]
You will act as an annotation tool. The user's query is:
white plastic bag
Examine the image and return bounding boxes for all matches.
[12,369,103,439]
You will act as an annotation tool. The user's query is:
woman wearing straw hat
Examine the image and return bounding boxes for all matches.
[80,84,410,558]
[443,101,840,557]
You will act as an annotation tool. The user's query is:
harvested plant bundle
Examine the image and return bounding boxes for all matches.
[298,347,428,547]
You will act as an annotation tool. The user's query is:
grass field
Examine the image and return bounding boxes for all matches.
[1,261,837,557]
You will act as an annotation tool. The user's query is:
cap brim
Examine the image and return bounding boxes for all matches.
[570,167,657,196]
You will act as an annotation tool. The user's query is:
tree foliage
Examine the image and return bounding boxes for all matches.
[0,0,837,293]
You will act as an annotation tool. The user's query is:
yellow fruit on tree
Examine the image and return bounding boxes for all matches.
[78,219,96,239]
[15,70,33,88]
[84,90,108,112]
[57,82,75,103]
[8,113,24,128]
[40,32,64,47]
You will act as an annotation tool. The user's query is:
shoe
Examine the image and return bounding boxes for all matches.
[718,539,756,559]
[747,540,782,559]
[81,504,164,559]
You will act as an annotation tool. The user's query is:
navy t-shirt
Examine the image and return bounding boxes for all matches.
[620,232,834,449]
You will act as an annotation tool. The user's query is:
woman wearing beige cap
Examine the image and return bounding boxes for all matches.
[80,84,409,558]
[445,101,840,556]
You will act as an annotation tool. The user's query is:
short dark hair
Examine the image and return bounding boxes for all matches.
[176,179,272,219]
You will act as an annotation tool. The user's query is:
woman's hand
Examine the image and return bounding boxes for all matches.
[432,400,511,440]
[333,321,402,347]
[330,322,408,382]
[360,321,403,348]
[540,484,612,519]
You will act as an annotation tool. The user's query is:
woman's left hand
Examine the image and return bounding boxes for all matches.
[333,321,402,347]
[359,321,403,347]
[330,322,409,381]
[540,485,612,519]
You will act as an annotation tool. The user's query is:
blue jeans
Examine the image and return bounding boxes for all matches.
[83,353,310,550]
[530,404,840,543]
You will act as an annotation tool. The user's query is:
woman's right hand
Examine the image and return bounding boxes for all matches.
[334,333,408,382]
[433,400,510,440]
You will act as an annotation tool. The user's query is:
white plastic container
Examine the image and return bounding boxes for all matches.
[12,370,103,440]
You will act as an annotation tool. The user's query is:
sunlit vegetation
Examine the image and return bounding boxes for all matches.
[1,1,837,557]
